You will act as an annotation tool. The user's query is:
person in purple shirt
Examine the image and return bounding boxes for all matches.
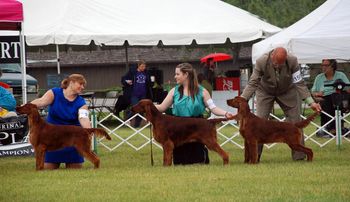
[31,74,91,170]
[122,60,153,127]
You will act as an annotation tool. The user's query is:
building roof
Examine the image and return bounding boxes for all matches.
[26,46,252,67]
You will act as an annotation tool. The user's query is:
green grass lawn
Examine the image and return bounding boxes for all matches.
[1,109,350,202]
[1,140,350,202]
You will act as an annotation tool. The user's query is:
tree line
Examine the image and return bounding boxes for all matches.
[223,0,326,27]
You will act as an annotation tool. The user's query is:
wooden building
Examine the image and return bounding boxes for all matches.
[26,44,253,91]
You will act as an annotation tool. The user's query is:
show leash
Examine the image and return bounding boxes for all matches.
[150,124,154,166]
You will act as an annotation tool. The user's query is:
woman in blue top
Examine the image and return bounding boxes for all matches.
[31,74,91,169]
[312,59,350,137]
[156,63,234,165]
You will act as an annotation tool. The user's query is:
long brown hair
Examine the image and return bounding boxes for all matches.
[61,74,87,89]
[176,63,199,101]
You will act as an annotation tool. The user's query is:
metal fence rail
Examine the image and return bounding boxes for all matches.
[94,111,350,152]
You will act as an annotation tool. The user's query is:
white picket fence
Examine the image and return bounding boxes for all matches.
[93,110,350,152]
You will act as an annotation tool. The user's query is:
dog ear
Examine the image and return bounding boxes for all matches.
[144,105,152,121]
[238,99,248,115]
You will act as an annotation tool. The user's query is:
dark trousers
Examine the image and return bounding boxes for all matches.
[321,95,336,131]
[256,94,305,161]
[173,142,209,165]
[258,135,305,162]
[127,95,146,127]
[114,95,130,117]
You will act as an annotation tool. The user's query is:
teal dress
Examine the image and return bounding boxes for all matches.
[172,85,206,117]
[171,85,209,165]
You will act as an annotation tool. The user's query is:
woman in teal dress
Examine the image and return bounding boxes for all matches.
[156,63,234,165]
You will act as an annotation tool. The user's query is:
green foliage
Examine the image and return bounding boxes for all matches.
[103,86,123,93]
[223,0,327,27]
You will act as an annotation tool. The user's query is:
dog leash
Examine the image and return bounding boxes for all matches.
[150,124,154,166]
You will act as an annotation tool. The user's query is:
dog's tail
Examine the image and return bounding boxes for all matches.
[208,117,234,124]
[294,112,319,129]
[87,128,112,140]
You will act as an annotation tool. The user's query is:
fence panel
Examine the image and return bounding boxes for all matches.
[95,110,350,152]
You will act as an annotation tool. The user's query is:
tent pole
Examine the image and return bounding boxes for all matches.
[56,44,61,74]
[19,24,27,104]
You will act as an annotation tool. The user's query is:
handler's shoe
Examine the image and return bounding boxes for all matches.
[316,131,332,138]
[292,149,306,161]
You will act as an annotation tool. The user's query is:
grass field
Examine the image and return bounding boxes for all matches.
[1,138,350,201]
[1,109,350,202]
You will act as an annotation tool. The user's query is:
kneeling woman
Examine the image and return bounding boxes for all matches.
[155,63,233,165]
[31,74,91,169]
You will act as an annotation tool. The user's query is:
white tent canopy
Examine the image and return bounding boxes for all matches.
[22,0,281,46]
[252,0,350,64]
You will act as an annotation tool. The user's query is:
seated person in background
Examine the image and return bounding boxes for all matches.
[0,69,16,118]
[311,59,350,137]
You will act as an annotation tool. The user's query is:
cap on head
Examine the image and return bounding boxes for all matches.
[272,47,287,65]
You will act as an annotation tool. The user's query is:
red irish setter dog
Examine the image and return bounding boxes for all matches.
[227,96,318,164]
[131,99,229,166]
[16,103,111,170]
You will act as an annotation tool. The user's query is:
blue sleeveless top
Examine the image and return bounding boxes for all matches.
[45,88,86,164]
[172,85,205,117]
[47,88,86,126]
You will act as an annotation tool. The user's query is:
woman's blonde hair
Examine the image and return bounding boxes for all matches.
[61,74,87,89]
[176,63,199,100]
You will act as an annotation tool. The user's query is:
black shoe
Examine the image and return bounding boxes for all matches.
[316,131,332,138]
[316,131,325,137]
[293,152,306,161]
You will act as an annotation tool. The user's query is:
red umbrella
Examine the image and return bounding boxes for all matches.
[200,53,232,63]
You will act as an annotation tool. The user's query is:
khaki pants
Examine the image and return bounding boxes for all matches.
[255,92,306,161]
